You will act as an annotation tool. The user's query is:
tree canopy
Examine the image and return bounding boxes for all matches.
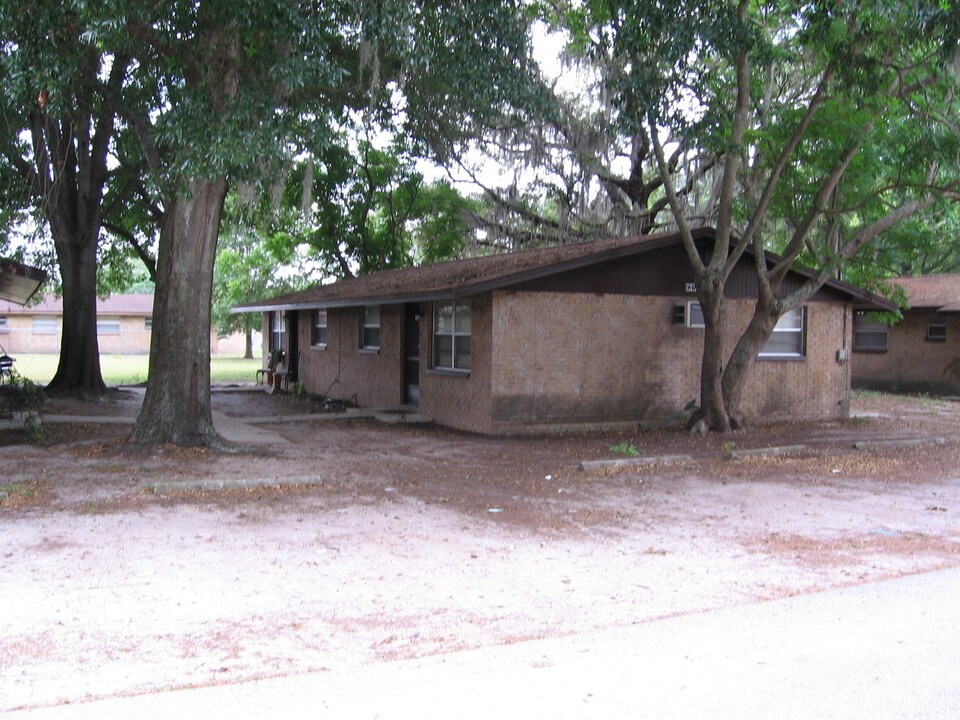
[59,0,540,444]
[477,0,960,432]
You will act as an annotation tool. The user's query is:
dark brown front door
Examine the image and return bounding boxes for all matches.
[403,303,420,406]
[286,310,299,381]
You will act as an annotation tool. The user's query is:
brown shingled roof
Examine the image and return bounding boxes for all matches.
[234,228,894,312]
[889,275,960,311]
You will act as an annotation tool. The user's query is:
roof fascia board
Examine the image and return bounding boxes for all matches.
[232,291,461,314]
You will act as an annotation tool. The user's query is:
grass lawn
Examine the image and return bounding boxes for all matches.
[10,354,261,386]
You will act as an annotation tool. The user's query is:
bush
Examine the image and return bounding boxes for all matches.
[5,370,44,411]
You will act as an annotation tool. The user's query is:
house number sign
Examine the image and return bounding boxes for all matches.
[685,282,697,293]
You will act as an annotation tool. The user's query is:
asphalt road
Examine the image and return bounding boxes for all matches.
[9,567,960,720]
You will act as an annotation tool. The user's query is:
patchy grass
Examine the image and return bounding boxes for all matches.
[9,354,260,386]
[0,480,38,508]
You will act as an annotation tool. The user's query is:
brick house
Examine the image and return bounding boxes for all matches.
[0,293,256,356]
[237,228,893,434]
[852,274,960,394]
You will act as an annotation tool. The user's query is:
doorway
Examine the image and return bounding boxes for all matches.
[286,310,299,382]
[403,303,420,406]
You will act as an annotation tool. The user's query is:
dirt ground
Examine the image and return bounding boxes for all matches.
[2,388,959,710]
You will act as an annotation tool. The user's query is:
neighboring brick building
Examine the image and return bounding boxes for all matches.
[852,274,960,394]
[237,228,893,434]
[0,294,255,356]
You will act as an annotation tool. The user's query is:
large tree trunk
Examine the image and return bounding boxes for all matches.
[46,231,107,395]
[243,326,254,359]
[721,302,779,429]
[132,179,227,445]
[688,287,733,435]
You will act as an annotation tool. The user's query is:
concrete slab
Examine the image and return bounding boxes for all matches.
[728,444,808,459]
[9,568,960,719]
[854,437,947,450]
[211,410,289,446]
[579,454,693,471]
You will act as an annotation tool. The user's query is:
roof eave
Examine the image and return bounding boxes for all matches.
[232,290,464,314]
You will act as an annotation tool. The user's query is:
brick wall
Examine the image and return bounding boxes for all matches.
[295,305,404,407]
[95,316,151,354]
[489,292,851,433]
[0,315,60,353]
[0,313,245,357]
[419,296,493,434]
[852,311,960,393]
[738,302,852,422]
[256,293,853,434]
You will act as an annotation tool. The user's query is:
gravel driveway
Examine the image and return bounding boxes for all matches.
[2,389,959,710]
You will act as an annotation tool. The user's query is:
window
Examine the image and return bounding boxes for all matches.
[0,316,7,333]
[759,307,806,358]
[144,318,152,331]
[853,314,888,353]
[270,311,286,352]
[926,314,946,342]
[311,309,327,347]
[96,318,121,335]
[433,301,471,371]
[686,301,705,328]
[361,305,380,349]
[32,318,57,335]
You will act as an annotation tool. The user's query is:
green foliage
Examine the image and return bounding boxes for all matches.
[212,211,311,340]
[534,0,960,432]
[304,139,477,276]
[5,369,44,411]
[609,442,640,457]
[845,204,960,286]
[228,136,481,286]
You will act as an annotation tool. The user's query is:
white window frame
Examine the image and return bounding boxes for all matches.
[96,318,121,335]
[853,313,888,353]
[686,301,705,329]
[759,307,806,359]
[926,314,946,342]
[32,317,58,335]
[360,305,380,350]
[270,311,286,352]
[311,309,328,347]
[432,301,471,371]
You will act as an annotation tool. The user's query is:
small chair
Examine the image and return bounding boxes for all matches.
[256,350,283,385]
[275,350,300,392]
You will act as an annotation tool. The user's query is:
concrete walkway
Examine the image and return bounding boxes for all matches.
[9,568,960,719]
[24,387,426,446]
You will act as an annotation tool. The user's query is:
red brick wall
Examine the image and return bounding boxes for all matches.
[259,293,853,434]
[852,311,960,393]
[258,299,495,433]
[489,292,851,433]
[739,302,852,422]
[418,296,493,434]
[295,305,404,407]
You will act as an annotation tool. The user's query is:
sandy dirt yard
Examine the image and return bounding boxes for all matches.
[1,388,959,711]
